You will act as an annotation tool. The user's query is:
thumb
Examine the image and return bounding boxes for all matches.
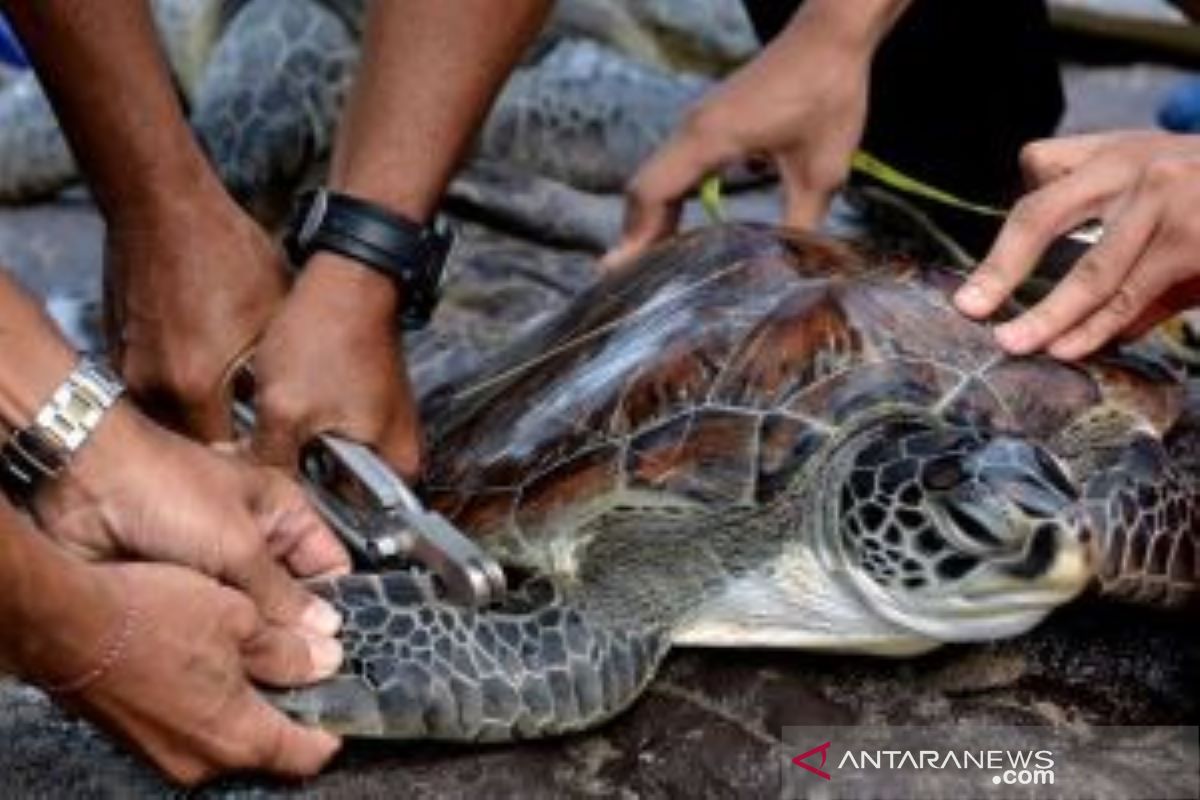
[377,408,424,482]
[183,392,235,445]
[252,469,351,579]
[240,621,343,687]
[221,512,341,636]
[177,340,252,443]
[251,406,303,473]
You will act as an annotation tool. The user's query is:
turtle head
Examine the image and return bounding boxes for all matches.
[825,420,1093,643]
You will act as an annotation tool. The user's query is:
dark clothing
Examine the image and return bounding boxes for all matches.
[741,0,1064,209]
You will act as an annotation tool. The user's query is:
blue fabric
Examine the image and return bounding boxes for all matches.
[0,14,29,69]
[1158,78,1200,133]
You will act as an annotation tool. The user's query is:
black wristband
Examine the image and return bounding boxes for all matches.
[285,188,453,330]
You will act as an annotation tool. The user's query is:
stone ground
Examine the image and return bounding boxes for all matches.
[0,58,1197,800]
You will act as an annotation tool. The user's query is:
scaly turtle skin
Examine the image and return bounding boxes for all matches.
[270,224,1198,741]
[0,0,750,220]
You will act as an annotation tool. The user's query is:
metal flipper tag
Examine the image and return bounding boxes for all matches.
[301,434,507,607]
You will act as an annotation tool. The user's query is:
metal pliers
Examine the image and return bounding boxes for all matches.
[232,400,506,608]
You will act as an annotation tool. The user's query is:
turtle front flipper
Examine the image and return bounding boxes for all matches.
[1071,413,1200,608]
[1093,443,1197,608]
[268,571,668,741]
[189,0,360,223]
[0,73,77,202]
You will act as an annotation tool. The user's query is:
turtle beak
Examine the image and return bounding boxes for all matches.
[1002,509,1092,595]
[948,496,1093,607]
[936,438,1093,600]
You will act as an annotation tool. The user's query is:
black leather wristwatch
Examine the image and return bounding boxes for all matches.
[285,188,454,330]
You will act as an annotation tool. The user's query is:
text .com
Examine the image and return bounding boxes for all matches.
[993,768,1055,786]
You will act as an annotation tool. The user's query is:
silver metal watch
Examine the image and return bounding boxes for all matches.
[0,358,125,492]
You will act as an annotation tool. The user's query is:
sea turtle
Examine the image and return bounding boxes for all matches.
[270,224,1198,741]
[0,0,753,232]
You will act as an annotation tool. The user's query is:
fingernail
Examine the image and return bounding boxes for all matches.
[994,323,1029,353]
[310,637,344,677]
[302,599,343,637]
[955,284,987,312]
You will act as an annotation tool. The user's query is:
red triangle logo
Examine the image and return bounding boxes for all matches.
[792,741,832,781]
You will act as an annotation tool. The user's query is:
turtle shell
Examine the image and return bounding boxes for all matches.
[421,225,1185,559]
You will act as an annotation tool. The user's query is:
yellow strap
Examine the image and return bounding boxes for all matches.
[698,149,1006,224]
[850,149,1007,219]
[700,175,726,223]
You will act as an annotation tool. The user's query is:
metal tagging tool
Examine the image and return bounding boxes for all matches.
[230,387,506,608]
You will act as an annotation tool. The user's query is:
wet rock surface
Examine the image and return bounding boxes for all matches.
[0,601,1194,798]
[0,62,1197,798]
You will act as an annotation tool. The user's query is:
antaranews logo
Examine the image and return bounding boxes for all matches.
[788,739,1054,784]
[782,725,1199,800]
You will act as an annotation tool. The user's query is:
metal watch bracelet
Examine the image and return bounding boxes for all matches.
[0,358,125,495]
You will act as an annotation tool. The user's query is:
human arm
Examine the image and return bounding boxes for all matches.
[0,500,341,786]
[250,0,551,476]
[0,0,287,438]
[601,0,913,270]
[953,131,1200,358]
[0,269,350,629]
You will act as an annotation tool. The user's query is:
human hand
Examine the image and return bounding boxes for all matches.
[32,402,351,634]
[955,131,1200,359]
[600,4,883,270]
[104,195,286,439]
[250,253,424,478]
[16,559,342,786]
